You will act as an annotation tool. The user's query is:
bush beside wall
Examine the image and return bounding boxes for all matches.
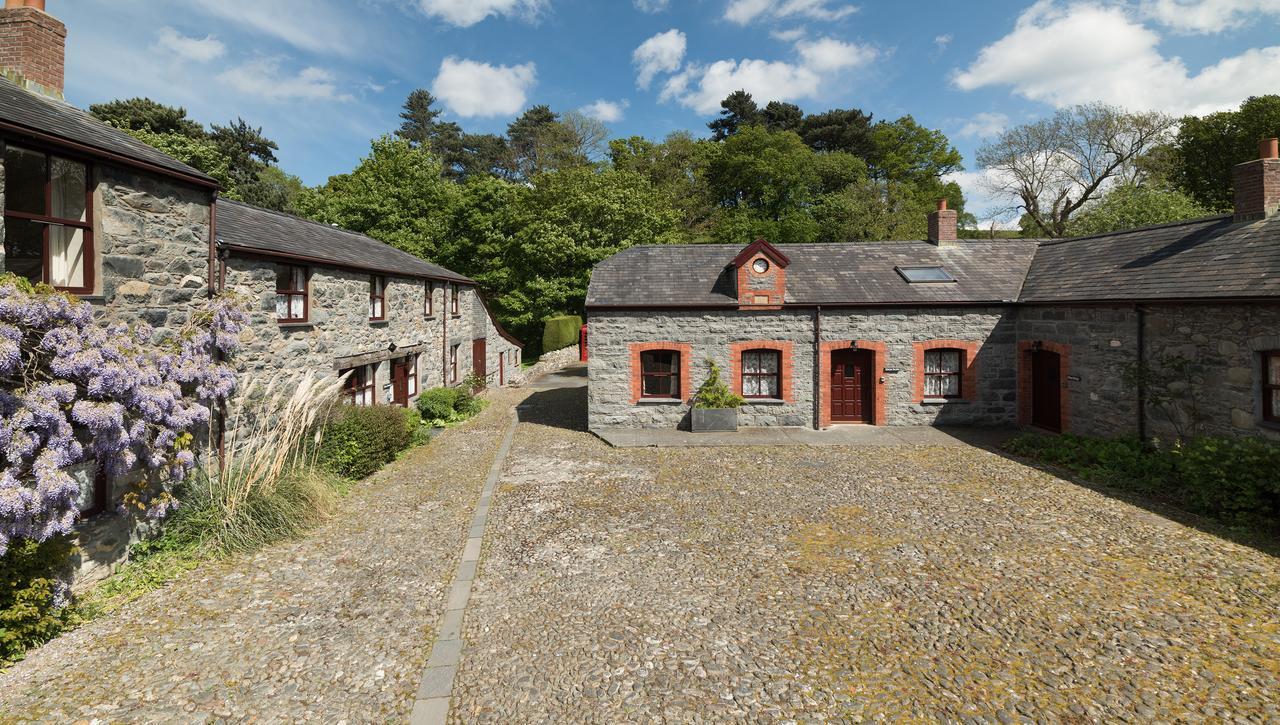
[318,406,416,479]
[541,315,583,354]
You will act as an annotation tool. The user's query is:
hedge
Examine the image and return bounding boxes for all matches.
[318,405,416,479]
[542,315,582,353]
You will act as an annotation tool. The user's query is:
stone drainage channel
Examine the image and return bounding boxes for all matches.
[410,366,582,723]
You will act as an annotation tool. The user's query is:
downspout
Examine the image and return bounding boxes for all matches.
[1136,304,1147,442]
[207,192,226,470]
[812,305,822,430]
[442,288,449,386]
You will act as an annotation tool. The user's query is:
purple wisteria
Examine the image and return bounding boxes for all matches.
[0,274,248,556]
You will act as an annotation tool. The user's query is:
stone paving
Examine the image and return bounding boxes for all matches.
[451,383,1280,721]
[0,386,530,724]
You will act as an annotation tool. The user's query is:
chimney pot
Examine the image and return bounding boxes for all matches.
[4,1,46,10]
[937,198,948,211]
[1262,137,1279,161]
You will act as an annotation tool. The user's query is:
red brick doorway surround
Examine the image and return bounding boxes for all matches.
[818,340,886,428]
[1017,340,1072,432]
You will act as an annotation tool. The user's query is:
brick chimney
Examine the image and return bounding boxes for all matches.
[928,198,958,246]
[1234,137,1280,223]
[0,0,65,100]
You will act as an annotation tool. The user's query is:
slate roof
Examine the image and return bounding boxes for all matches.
[0,76,216,186]
[1020,214,1280,302]
[216,200,474,284]
[586,240,1040,307]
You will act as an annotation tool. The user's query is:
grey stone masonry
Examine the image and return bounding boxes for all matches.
[587,307,1018,431]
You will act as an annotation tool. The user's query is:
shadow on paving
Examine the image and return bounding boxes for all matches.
[516,385,588,432]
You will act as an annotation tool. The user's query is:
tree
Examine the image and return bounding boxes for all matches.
[762,101,804,133]
[1168,95,1280,210]
[396,89,444,147]
[799,108,874,156]
[208,118,287,210]
[559,110,610,164]
[457,133,512,180]
[294,137,460,260]
[1064,184,1211,237]
[708,90,761,141]
[506,105,562,179]
[89,97,204,137]
[240,166,307,215]
[609,132,718,239]
[976,103,1175,237]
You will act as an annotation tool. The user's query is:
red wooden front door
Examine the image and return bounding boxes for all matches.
[498,351,505,386]
[1031,350,1062,432]
[391,358,411,407]
[472,338,487,382]
[830,349,874,423]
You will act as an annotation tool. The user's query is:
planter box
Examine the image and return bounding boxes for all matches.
[692,407,738,432]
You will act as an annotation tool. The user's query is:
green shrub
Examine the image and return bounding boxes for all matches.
[1,537,76,665]
[416,387,460,421]
[692,359,744,409]
[318,405,414,479]
[1005,433,1280,529]
[541,315,582,353]
[404,406,431,447]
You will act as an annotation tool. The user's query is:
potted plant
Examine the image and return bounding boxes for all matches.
[691,359,744,432]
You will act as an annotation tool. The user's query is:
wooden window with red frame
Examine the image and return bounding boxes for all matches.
[342,365,375,406]
[2,142,95,294]
[1264,351,1280,424]
[741,349,782,399]
[276,265,308,323]
[924,348,963,399]
[640,350,681,399]
[369,275,386,321]
[450,344,460,383]
[424,281,433,317]
[450,283,460,315]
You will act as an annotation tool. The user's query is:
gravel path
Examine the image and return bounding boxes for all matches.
[0,387,529,724]
[452,384,1280,722]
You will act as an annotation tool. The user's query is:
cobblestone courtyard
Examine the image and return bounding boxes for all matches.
[2,375,1279,722]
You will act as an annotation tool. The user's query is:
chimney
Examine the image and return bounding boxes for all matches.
[928,198,958,246]
[1234,137,1280,223]
[0,0,65,100]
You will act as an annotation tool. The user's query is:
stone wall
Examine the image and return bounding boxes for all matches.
[587,306,1018,430]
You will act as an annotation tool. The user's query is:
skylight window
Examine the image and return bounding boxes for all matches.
[896,265,955,283]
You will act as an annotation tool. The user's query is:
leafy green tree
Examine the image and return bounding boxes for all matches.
[762,101,804,133]
[89,97,204,137]
[799,108,874,156]
[1065,184,1212,237]
[396,89,445,146]
[708,90,761,140]
[457,133,512,180]
[240,166,307,215]
[120,127,234,191]
[294,137,460,260]
[609,132,718,239]
[1169,95,1280,210]
[506,105,564,179]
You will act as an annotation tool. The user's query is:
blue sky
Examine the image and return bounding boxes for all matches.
[58,0,1280,223]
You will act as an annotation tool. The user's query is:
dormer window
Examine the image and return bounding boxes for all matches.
[896,266,955,283]
[732,238,791,309]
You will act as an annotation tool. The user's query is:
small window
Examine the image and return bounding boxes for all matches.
[640,350,681,399]
[450,284,460,315]
[76,465,110,518]
[342,365,375,406]
[424,282,433,317]
[1264,351,1280,424]
[369,276,386,321]
[276,265,308,322]
[924,349,963,398]
[752,258,770,274]
[2,145,94,293]
[406,355,419,397]
[742,349,781,398]
[896,266,955,283]
[450,344,460,383]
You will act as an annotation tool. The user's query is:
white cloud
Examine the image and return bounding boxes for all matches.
[580,99,629,122]
[795,37,877,72]
[770,27,808,42]
[633,29,687,90]
[634,0,671,11]
[1142,0,1280,33]
[218,58,353,102]
[416,0,545,27]
[660,36,877,114]
[724,0,858,25]
[189,0,359,56]
[956,111,1009,139]
[953,1,1280,116]
[934,33,952,51]
[154,27,225,63]
[432,57,537,117]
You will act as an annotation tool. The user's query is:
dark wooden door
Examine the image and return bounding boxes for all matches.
[498,351,505,386]
[1031,350,1061,432]
[391,358,411,407]
[472,338,487,382]
[830,349,874,423]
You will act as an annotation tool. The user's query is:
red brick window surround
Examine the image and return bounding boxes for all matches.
[912,340,980,403]
[629,342,692,404]
[1016,340,1072,432]
[728,340,795,403]
[1263,351,1280,424]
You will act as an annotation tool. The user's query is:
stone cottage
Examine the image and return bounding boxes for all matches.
[0,0,520,580]
[586,141,1280,442]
